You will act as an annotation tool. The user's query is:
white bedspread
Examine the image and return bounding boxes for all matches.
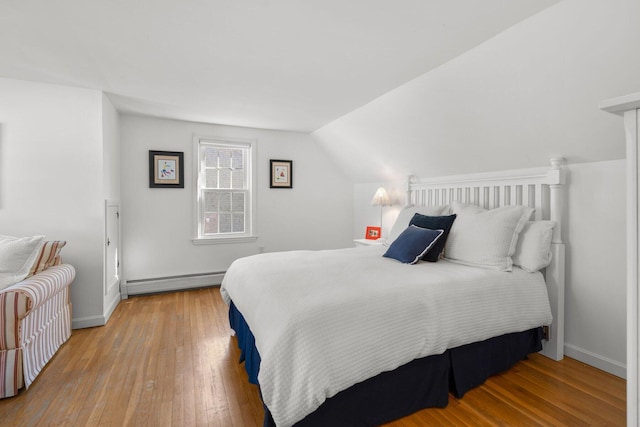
[220,245,552,427]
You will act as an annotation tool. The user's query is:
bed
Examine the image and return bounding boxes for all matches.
[220,159,566,427]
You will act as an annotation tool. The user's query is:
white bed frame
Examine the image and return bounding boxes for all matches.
[406,158,565,361]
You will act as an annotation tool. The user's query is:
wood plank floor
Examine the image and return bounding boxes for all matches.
[0,287,625,426]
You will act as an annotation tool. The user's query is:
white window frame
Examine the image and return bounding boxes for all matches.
[193,135,257,245]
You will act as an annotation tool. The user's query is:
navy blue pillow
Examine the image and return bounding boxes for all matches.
[408,213,457,262]
[383,225,444,264]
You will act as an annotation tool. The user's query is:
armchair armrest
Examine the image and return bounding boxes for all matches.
[0,264,75,351]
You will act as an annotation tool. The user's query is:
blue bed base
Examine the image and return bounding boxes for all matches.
[228,301,543,427]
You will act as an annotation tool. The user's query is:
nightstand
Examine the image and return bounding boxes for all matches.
[354,238,386,247]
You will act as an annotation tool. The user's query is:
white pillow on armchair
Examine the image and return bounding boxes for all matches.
[0,235,45,290]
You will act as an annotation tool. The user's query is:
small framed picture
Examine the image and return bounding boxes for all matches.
[270,159,293,189]
[149,150,184,188]
[365,226,382,240]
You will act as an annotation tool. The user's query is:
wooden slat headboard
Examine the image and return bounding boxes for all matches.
[407,158,566,361]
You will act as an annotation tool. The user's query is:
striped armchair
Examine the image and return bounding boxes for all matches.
[0,264,74,398]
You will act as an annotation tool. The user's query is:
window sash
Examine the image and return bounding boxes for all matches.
[201,145,247,190]
[200,189,248,235]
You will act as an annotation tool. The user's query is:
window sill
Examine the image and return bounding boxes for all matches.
[192,236,259,245]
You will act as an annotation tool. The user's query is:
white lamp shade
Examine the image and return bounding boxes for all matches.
[371,187,391,206]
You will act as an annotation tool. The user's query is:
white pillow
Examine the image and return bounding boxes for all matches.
[388,205,451,243]
[0,235,45,290]
[512,221,555,273]
[444,202,533,271]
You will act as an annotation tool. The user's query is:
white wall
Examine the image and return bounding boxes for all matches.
[564,160,626,376]
[0,77,108,327]
[102,94,120,204]
[119,115,353,283]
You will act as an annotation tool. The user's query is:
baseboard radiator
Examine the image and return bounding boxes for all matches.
[122,271,226,298]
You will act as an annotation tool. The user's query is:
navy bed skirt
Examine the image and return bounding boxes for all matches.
[228,302,543,427]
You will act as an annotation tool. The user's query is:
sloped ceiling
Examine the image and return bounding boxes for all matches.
[0,0,559,132]
[313,0,640,182]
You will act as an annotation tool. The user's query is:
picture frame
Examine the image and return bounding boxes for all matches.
[365,226,382,240]
[270,159,293,189]
[149,150,184,188]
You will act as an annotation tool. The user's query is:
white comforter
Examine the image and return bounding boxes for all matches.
[220,245,552,426]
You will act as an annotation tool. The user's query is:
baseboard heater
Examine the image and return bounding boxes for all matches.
[122,271,226,298]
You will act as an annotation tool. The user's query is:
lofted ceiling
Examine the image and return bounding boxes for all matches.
[0,0,560,132]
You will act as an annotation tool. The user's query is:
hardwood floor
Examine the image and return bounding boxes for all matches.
[0,287,625,426]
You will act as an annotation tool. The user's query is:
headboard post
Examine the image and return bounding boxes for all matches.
[546,157,566,361]
[549,158,566,244]
[406,174,415,207]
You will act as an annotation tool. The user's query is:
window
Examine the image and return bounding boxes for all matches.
[194,136,256,243]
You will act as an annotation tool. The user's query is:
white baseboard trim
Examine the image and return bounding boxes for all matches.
[104,292,120,323]
[564,343,626,379]
[72,315,106,329]
[72,296,120,330]
[123,271,225,297]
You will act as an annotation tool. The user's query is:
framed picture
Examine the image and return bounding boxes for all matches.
[365,226,382,240]
[270,159,293,188]
[149,150,184,188]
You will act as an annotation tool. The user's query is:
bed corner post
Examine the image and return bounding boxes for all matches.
[406,174,415,207]
[542,157,566,361]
